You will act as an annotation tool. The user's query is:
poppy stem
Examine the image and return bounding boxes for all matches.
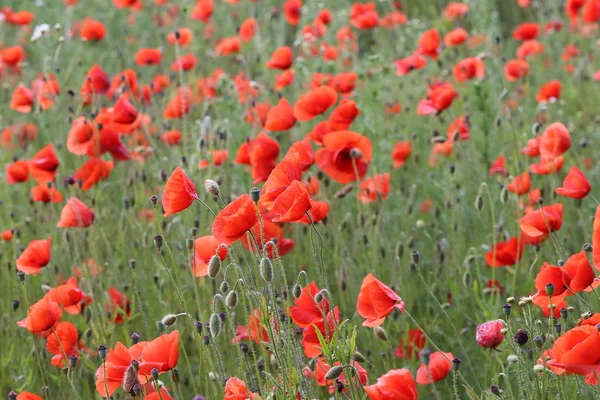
[307,212,328,289]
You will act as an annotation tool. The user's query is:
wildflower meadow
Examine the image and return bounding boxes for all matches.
[2,0,600,399]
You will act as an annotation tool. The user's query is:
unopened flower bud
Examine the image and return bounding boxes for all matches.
[260,257,274,282]
[410,250,420,265]
[204,179,220,196]
[131,332,140,344]
[226,290,238,308]
[325,365,344,380]
[208,255,221,278]
[374,326,388,341]
[292,284,302,299]
[150,195,158,207]
[209,313,222,337]
[503,303,512,317]
[151,368,160,381]
[452,357,461,371]
[172,368,180,385]
[154,235,163,250]
[161,314,177,327]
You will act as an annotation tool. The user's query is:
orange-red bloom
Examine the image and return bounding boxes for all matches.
[391,141,411,168]
[485,237,524,267]
[519,204,563,238]
[357,274,405,327]
[504,59,529,81]
[16,237,51,276]
[162,168,198,217]
[364,369,418,400]
[358,173,391,203]
[212,194,258,245]
[416,351,454,384]
[57,197,95,228]
[315,130,372,184]
[191,235,228,277]
[555,166,590,199]
[293,86,338,122]
[266,46,293,70]
[17,296,62,333]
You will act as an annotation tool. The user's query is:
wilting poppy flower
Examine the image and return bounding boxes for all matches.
[417,29,441,59]
[191,235,228,277]
[393,53,427,76]
[134,48,162,66]
[283,0,302,25]
[539,122,571,159]
[519,204,563,238]
[391,141,411,168]
[504,59,529,81]
[562,252,595,294]
[293,86,338,122]
[16,237,51,276]
[6,160,29,184]
[81,18,106,41]
[395,329,426,359]
[266,46,293,70]
[513,22,539,41]
[417,82,458,115]
[416,351,454,384]
[315,130,372,184]
[507,172,531,195]
[555,166,590,199]
[162,167,198,217]
[57,197,95,228]
[453,57,485,82]
[106,287,131,323]
[224,377,262,400]
[475,319,504,349]
[17,296,62,333]
[10,85,34,113]
[350,2,379,29]
[358,173,391,203]
[212,194,258,245]
[357,274,405,327]
[536,80,561,103]
[74,158,114,191]
[364,369,418,400]
[264,98,296,131]
[31,185,63,203]
[485,237,524,267]
[444,28,469,47]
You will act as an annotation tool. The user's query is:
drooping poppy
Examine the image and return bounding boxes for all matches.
[519,204,563,238]
[357,274,405,327]
[16,237,51,275]
[315,130,372,184]
[162,167,198,217]
[364,369,418,400]
[17,296,62,333]
[555,166,590,199]
[191,235,228,277]
[57,197,95,228]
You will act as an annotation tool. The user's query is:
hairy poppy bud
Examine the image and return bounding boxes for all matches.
[533,335,544,348]
[419,348,431,364]
[500,187,509,203]
[250,187,260,203]
[560,308,568,320]
[292,283,302,299]
[555,323,562,335]
[374,326,388,341]
[490,385,502,397]
[475,194,484,211]
[208,255,221,278]
[220,281,229,293]
[129,259,136,269]
[98,344,108,360]
[69,355,78,369]
[151,368,160,381]
[161,314,177,327]
[204,179,220,196]
[353,351,366,363]
[17,270,25,283]
[209,313,222,337]
[260,257,274,282]
[195,321,203,333]
[325,365,344,380]
[12,299,19,311]
[226,290,238,308]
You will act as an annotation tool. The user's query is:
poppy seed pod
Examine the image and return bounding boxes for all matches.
[154,235,163,250]
[260,257,274,282]
[161,314,177,327]
[514,329,528,346]
[353,351,366,363]
[17,270,25,282]
[452,357,461,371]
[545,283,555,296]
[204,179,220,196]
[151,368,160,381]
[209,313,222,337]
[97,344,108,360]
[503,303,511,317]
[150,195,158,207]
[208,255,221,279]
[325,365,344,380]
[250,187,260,203]
[129,259,136,269]
[69,355,78,369]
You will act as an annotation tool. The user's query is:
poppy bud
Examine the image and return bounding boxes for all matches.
[12,300,19,311]
[490,385,502,397]
[204,179,220,196]
[410,250,420,265]
[98,344,108,360]
[133,384,142,396]
[226,290,238,308]
[131,332,140,344]
[325,365,344,380]
[260,257,274,282]
[554,323,562,335]
[292,283,302,299]
[69,354,78,369]
[129,259,136,269]
[353,351,366,363]
[374,326,388,341]
[462,271,472,287]
[545,283,555,296]
[500,187,509,204]
[452,357,461,371]
[8,391,17,400]
[514,329,528,346]
[209,313,222,337]
[17,270,25,283]
[583,243,593,252]
[533,335,545,348]
[172,368,180,385]
[154,235,163,250]
[161,314,177,327]
[208,255,221,279]
[250,187,260,203]
[503,303,511,317]
[419,348,431,364]
[150,195,158,207]
[475,195,484,211]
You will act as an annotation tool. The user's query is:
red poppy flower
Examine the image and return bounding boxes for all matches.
[163,87,192,119]
[161,130,181,146]
[513,22,539,41]
[393,53,427,76]
[364,369,418,400]
[31,185,63,203]
[224,377,262,400]
[191,235,228,277]
[485,237,524,267]
[266,46,293,70]
[290,282,330,328]
[46,321,78,356]
[10,85,34,113]
[106,287,131,323]
[545,325,600,380]
[536,80,561,103]
[530,155,564,175]
[191,0,213,22]
[539,122,571,158]
[475,320,504,349]
[453,57,485,82]
[167,27,193,46]
[555,166,590,199]
[315,130,372,184]
[6,160,29,184]
[507,172,531,195]
[593,206,600,270]
[418,28,441,59]
[302,307,339,357]
[162,167,198,217]
[395,328,426,359]
[416,351,454,384]
[16,392,43,400]
[517,40,545,59]
[283,0,302,25]
[391,141,411,168]
[357,274,405,327]
[274,69,295,91]
[417,82,458,115]
[239,18,258,42]
[57,197,95,228]
[535,262,571,296]
[1,46,25,68]
[46,277,91,314]
[28,144,59,184]
[16,237,51,276]
[264,98,296,131]
[444,28,469,47]
[81,18,107,41]
[215,37,241,56]
[137,330,179,376]
[328,99,360,131]
[212,194,258,245]
[489,156,506,176]
[74,158,114,191]
[443,2,469,19]
[519,203,563,238]
[235,132,280,183]
[171,54,197,72]
[350,2,379,30]
[80,64,110,105]
[504,59,529,81]
[134,48,162,66]
[562,251,595,294]
[17,296,62,333]
[293,86,338,122]
[358,173,391,203]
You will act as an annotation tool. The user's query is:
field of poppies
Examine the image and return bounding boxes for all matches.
[2,0,600,399]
